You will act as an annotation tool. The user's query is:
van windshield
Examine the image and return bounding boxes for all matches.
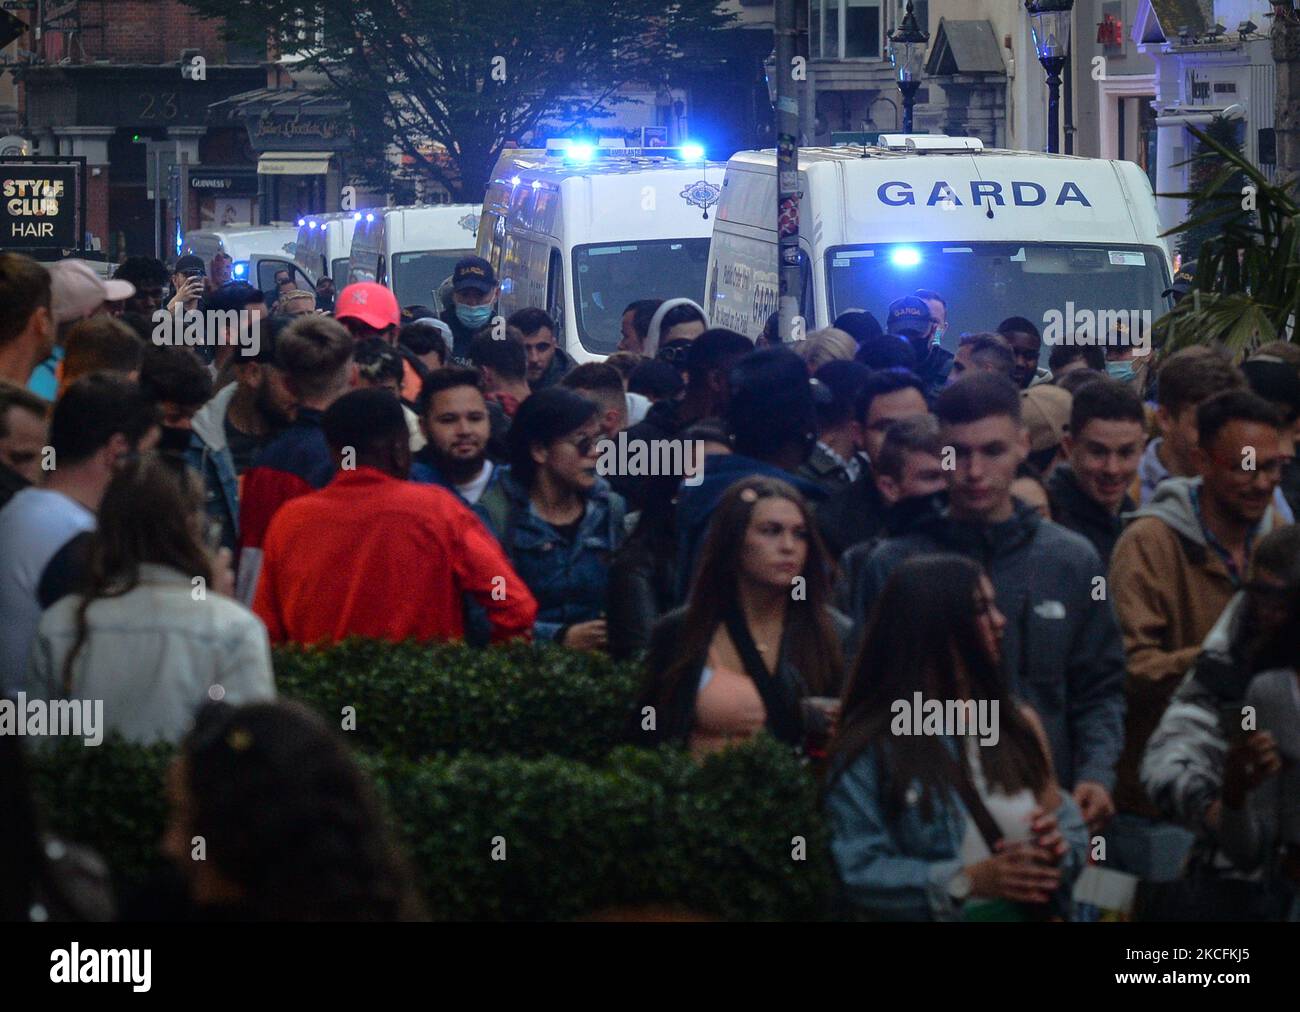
[826,242,1171,359]
[393,250,476,308]
[573,239,711,354]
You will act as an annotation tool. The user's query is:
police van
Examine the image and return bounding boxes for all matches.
[294,212,359,284]
[478,141,725,362]
[706,136,1173,353]
[346,204,481,308]
[180,225,308,292]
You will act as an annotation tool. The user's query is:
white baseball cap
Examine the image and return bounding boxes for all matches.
[48,260,136,325]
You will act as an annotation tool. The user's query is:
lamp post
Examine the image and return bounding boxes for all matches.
[1025,0,1075,154]
[889,0,929,133]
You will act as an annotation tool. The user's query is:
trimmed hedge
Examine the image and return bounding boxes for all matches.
[272,640,643,764]
[29,736,834,921]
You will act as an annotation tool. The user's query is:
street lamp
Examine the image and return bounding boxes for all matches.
[1025,0,1075,154]
[889,1,929,134]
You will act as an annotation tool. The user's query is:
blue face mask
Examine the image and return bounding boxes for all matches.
[455,303,493,329]
[1106,360,1136,383]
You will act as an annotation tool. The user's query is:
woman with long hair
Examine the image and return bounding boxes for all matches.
[637,475,850,757]
[27,452,274,744]
[155,700,425,920]
[826,553,1086,921]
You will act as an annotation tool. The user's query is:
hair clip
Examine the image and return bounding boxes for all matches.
[226,727,253,752]
[739,487,759,503]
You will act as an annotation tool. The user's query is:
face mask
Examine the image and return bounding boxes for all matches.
[455,303,493,329]
[1106,360,1136,383]
[932,325,947,344]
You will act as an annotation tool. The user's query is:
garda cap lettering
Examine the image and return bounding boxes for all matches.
[877,180,1092,208]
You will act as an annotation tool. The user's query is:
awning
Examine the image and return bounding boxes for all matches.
[257,151,332,176]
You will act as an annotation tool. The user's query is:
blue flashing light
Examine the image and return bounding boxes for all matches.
[309,220,318,229]
[531,180,541,189]
[353,212,362,220]
[680,141,705,161]
[297,218,306,226]
[365,212,375,222]
[568,142,595,163]
[890,246,922,268]
[233,261,248,278]
[510,175,521,186]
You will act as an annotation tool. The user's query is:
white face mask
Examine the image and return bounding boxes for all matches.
[933,325,947,344]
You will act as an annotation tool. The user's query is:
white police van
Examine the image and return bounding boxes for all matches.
[180,225,308,292]
[706,136,1173,350]
[294,212,360,284]
[346,204,481,308]
[478,140,725,362]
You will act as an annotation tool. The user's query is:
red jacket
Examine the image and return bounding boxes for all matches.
[253,466,537,645]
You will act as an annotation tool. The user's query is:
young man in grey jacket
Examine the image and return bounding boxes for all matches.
[846,372,1127,833]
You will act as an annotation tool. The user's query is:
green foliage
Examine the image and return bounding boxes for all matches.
[1176,116,1249,267]
[27,738,173,896]
[1155,121,1300,359]
[28,737,834,921]
[271,639,643,764]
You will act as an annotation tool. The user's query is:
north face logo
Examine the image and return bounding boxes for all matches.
[1033,600,1066,620]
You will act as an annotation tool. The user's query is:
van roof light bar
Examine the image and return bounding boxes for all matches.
[878,135,985,153]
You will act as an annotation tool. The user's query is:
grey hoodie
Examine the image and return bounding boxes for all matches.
[1137,436,1170,505]
[1124,474,1205,544]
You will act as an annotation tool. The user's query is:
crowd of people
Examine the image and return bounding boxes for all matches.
[1,244,1299,922]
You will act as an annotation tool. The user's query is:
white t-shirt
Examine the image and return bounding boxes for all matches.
[455,460,495,505]
[0,488,96,696]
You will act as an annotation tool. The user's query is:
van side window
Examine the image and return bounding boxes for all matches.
[546,248,564,336]
[799,248,814,329]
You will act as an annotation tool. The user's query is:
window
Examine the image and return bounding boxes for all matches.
[811,0,885,59]
[826,242,1171,361]
[391,250,476,309]
[844,0,882,59]
[571,239,711,354]
[546,248,565,335]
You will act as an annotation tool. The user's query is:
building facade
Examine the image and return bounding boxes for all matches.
[11,1,265,259]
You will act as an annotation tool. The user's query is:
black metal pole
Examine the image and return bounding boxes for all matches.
[900,80,920,133]
[1042,55,1065,154]
[775,0,801,342]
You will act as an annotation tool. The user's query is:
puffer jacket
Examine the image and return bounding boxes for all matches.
[1141,592,1247,831]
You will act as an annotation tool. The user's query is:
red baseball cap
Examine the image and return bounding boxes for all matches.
[334,282,400,331]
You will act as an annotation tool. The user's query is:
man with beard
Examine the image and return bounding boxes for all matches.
[206,317,296,476]
[409,366,504,647]
[410,366,500,521]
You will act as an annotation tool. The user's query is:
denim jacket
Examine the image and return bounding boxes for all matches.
[825,737,1089,921]
[186,383,241,551]
[479,467,625,641]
